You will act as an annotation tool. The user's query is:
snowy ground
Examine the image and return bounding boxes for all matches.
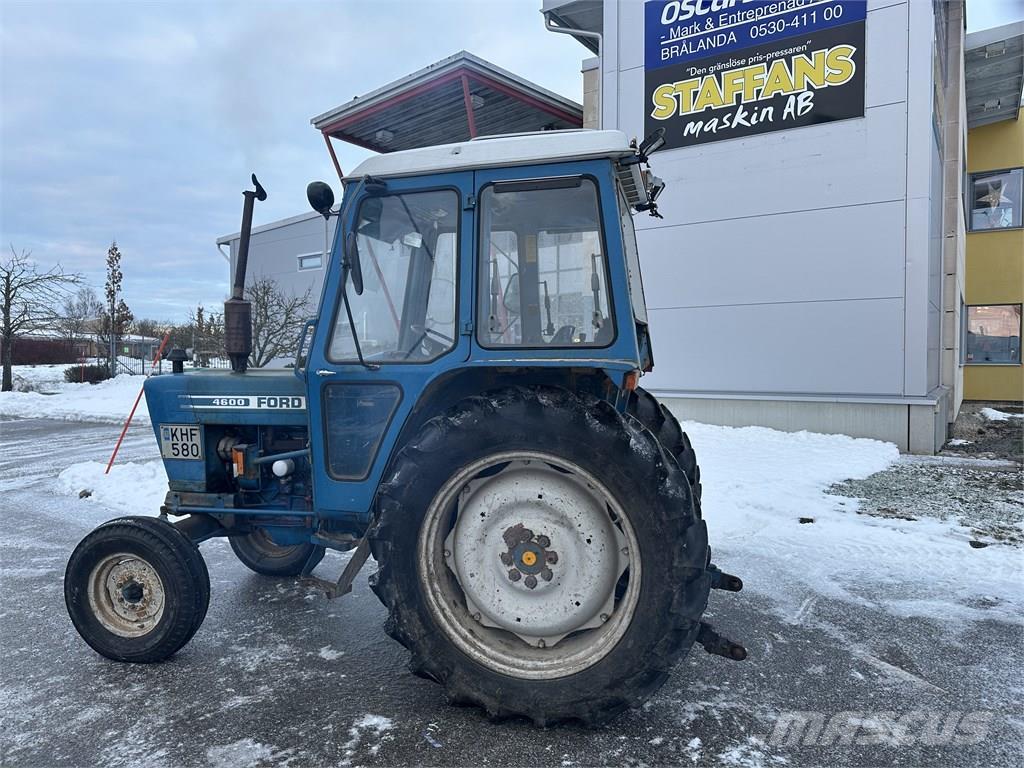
[0,371,148,424]
[1,410,1022,766]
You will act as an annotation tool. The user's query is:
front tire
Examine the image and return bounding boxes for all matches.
[64,516,210,663]
[229,529,324,577]
[369,386,710,726]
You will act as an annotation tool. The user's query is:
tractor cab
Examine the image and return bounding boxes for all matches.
[65,128,745,727]
[300,129,664,522]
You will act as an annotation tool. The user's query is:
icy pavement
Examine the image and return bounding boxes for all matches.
[1,415,1022,767]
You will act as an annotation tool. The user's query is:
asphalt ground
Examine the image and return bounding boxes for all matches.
[1,416,1022,768]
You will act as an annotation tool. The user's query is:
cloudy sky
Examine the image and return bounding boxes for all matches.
[2,0,1022,321]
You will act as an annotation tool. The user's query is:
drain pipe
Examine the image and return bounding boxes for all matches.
[543,11,602,130]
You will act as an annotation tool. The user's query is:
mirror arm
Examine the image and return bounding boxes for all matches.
[339,273,378,371]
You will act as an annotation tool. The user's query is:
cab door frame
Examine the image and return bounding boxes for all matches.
[304,171,475,524]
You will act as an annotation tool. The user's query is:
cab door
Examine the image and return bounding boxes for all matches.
[304,172,474,523]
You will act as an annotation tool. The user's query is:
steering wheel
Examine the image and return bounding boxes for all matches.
[402,324,455,360]
[549,324,576,345]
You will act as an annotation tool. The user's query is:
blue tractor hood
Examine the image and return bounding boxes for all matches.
[144,370,308,493]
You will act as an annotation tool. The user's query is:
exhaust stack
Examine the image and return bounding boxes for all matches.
[224,174,266,373]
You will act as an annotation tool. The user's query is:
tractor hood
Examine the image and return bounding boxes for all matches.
[144,370,307,428]
[144,370,308,493]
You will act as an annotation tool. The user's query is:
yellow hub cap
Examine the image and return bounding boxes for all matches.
[521,551,538,567]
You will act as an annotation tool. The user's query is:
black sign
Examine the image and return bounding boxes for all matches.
[644,0,867,149]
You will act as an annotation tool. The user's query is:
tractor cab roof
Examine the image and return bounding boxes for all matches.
[345,129,636,181]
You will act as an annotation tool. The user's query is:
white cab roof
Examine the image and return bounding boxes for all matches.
[345,129,635,180]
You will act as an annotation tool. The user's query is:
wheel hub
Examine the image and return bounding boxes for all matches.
[88,554,166,638]
[444,460,628,648]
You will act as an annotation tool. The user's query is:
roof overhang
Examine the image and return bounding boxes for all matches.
[310,51,583,153]
[965,21,1024,129]
[541,0,603,54]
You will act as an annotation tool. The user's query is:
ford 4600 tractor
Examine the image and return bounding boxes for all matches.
[64,129,744,725]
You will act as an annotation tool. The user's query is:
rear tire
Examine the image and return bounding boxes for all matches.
[628,386,702,507]
[64,516,210,663]
[369,386,710,726]
[229,529,324,577]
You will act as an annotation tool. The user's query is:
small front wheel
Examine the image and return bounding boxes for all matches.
[64,516,210,663]
[229,529,324,577]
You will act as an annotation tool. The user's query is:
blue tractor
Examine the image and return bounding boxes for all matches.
[64,129,744,725]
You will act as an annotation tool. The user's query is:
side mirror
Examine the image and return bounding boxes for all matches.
[638,127,666,159]
[345,231,364,296]
[306,181,335,218]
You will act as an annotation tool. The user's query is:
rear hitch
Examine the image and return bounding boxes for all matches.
[707,563,743,592]
[697,621,747,661]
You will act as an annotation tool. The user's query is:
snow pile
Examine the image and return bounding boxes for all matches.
[56,460,167,516]
[684,421,1023,623]
[8,364,71,392]
[0,374,146,424]
[980,407,1023,422]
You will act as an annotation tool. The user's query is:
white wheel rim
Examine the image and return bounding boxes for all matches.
[87,553,166,638]
[418,451,641,680]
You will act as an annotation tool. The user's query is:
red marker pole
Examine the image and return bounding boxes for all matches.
[105,333,170,475]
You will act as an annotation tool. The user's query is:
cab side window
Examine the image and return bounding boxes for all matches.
[478,178,614,348]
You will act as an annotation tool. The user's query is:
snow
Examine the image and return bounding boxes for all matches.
[342,714,395,764]
[980,407,1023,422]
[683,421,1023,624]
[0,373,147,424]
[56,460,167,516]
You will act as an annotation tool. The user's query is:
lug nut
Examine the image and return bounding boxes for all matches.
[500,552,513,566]
[443,549,451,558]
[540,568,553,582]
[600,613,610,622]
[524,575,538,589]
[472,612,481,621]
[545,551,558,565]
[537,639,546,648]
[536,535,550,548]
[508,569,521,582]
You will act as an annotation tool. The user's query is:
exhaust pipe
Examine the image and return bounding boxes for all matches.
[224,174,266,373]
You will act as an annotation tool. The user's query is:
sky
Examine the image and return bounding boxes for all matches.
[2,0,1023,322]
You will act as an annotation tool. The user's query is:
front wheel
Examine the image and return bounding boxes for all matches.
[369,386,710,726]
[229,529,324,577]
[64,516,210,663]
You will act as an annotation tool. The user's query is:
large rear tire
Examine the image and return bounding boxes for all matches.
[627,386,702,507]
[64,516,210,663]
[369,386,710,726]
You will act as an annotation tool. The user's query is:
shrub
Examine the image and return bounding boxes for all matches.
[64,364,111,384]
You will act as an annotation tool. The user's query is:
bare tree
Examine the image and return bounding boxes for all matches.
[246,277,312,368]
[60,287,105,346]
[1,246,81,391]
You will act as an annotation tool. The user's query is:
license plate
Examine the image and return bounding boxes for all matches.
[160,424,204,461]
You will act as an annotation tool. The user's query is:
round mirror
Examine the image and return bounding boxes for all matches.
[306,181,335,217]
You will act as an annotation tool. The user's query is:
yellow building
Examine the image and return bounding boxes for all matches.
[964,23,1023,403]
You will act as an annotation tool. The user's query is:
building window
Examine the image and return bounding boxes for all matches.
[968,168,1023,231]
[297,252,323,271]
[964,305,1022,365]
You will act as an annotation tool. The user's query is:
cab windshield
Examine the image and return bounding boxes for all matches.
[329,189,458,363]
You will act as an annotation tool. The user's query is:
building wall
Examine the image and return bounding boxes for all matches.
[591,0,964,452]
[964,106,1024,402]
[223,212,336,313]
